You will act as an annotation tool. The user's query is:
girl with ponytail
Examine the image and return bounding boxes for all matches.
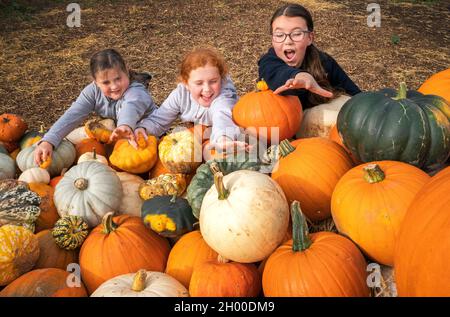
[258,3,361,109]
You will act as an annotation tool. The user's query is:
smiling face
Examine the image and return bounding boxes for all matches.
[271,15,313,68]
[94,67,130,100]
[185,64,222,107]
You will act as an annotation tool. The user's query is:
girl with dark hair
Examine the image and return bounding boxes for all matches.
[34,48,157,165]
[258,3,361,109]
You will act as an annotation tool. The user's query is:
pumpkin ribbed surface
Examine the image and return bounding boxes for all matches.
[0,224,40,286]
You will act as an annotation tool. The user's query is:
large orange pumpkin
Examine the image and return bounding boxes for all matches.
[28,182,59,233]
[331,161,430,266]
[79,212,170,294]
[232,80,302,144]
[394,166,450,296]
[271,138,354,221]
[0,113,28,143]
[165,230,219,289]
[418,68,450,104]
[34,229,78,270]
[0,268,88,297]
[189,256,261,297]
[262,201,370,297]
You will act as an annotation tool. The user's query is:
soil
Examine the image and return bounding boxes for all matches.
[0,0,449,130]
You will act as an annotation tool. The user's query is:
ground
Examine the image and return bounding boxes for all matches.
[0,0,449,130]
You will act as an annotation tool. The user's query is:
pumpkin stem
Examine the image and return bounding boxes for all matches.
[363,164,385,183]
[74,178,88,190]
[102,212,118,234]
[279,139,295,158]
[92,147,97,159]
[217,255,230,264]
[291,201,312,252]
[394,82,408,100]
[214,171,229,200]
[131,269,147,292]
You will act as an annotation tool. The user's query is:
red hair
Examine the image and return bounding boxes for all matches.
[178,47,228,83]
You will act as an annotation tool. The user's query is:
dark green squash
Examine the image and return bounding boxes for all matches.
[52,215,89,250]
[141,195,195,238]
[337,82,450,170]
[186,154,262,219]
[19,125,46,150]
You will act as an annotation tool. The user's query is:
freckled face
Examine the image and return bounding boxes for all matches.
[185,64,222,107]
[95,67,130,100]
[271,15,313,67]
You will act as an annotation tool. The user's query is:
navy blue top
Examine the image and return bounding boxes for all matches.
[258,47,361,109]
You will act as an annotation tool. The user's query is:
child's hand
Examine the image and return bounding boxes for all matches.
[213,136,252,155]
[109,125,134,143]
[34,141,53,166]
[273,72,334,98]
[134,127,148,142]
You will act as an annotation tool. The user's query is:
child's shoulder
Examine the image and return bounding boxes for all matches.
[123,82,152,100]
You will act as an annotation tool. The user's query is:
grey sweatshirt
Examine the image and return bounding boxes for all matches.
[41,81,157,148]
[137,76,241,144]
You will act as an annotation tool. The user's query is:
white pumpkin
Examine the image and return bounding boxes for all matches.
[18,167,50,184]
[116,172,144,217]
[77,149,108,165]
[54,161,122,228]
[0,153,15,180]
[200,169,289,263]
[16,140,76,177]
[296,94,351,138]
[66,127,88,146]
[91,270,189,297]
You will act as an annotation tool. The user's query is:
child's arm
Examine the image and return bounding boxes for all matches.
[258,48,305,91]
[40,83,97,148]
[135,88,181,138]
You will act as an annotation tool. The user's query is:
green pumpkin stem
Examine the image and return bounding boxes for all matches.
[39,124,45,133]
[363,164,385,183]
[394,82,408,100]
[279,139,295,158]
[291,201,312,252]
[102,212,118,234]
[131,270,147,292]
[214,171,229,200]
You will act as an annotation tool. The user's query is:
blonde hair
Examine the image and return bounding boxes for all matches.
[178,47,228,83]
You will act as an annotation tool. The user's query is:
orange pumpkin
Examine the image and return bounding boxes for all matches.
[418,68,450,104]
[189,255,261,297]
[271,138,354,221]
[109,134,158,174]
[84,119,113,143]
[28,182,59,233]
[75,138,107,161]
[394,166,450,296]
[149,157,170,179]
[0,113,28,142]
[34,229,78,270]
[49,168,67,188]
[79,212,170,294]
[329,124,360,164]
[262,201,370,297]
[0,268,88,297]
[331,161,430,266]
[165,230,219,289]
[232,80,302,144]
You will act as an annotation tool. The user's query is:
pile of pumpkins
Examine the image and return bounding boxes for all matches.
[0,68,449,297]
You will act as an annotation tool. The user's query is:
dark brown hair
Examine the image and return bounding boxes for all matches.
[90,49,152,88]
[271,3,340,105]
[178,47,228,83]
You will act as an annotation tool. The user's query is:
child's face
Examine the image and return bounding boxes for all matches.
[185,64,222,107]
[271,16,313,68]
[94,67,130,100]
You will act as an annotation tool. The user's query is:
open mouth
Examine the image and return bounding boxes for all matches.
[284,49,296,61]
